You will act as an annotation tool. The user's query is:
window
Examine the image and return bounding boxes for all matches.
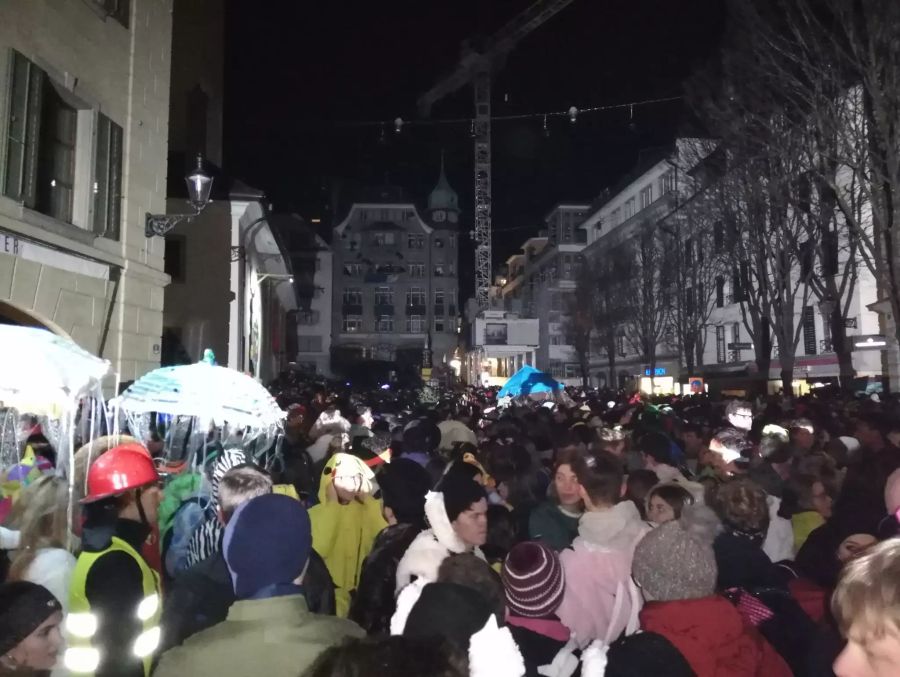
[822,231,839,276]
[435,317,446,333]
[685,286,695,317]
[562,254,574,280]
[297,310,320,325]
[4,51,84,224]
[715,276,725,308]
[343,288,362,305]
[802,305,817,355]
[164,236,185,283]
[550,334,562,345]
[713,220,724,250]
[408,234,424,249]
[373,231,396,246]
[434,289,445,314]
[716,326,726,364]
[611,208,621,226]
[407,287,426,306]
[342,316,362,333]
[434,264,446,277]
[342,263,362,277]
[799,240,815,278]
[684,238,693,266]
[659,170,676,195]
[406,316,425,333]
[449,234,457,249]
[408,263,425,279]
[297,336,323,353]
[92,113,122,239]
[731,322,741,362]
[342,233,361,251]
[374,287,393,306]
[639,184,654,209]
[565,364,579,379]
[617,334,626,357]
[91,0,129,27]
[376,315,394,332]
[624,197,636,220]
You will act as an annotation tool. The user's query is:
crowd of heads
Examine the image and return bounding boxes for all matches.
[5,377,900,675]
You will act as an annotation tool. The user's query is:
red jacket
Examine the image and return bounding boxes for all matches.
[639,595,792,677]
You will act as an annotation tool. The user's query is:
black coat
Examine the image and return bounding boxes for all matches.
[508,623,572,677]
[349,522,421,635]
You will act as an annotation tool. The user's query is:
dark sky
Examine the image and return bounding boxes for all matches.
[223,1,725,294]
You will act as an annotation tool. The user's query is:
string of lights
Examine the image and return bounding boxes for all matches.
[328,94,683,131]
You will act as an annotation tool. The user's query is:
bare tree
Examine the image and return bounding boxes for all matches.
[659,172,728,376]
[564,262,594,388]
[705,0,900,388]
[588,253,626,389]
[621,224,671,390]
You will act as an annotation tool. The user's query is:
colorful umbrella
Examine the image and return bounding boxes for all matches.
[113,357,285,428]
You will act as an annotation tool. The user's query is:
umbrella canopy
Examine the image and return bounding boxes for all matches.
[497,365,563,399]
[114,361,284,428]
[0,326,111,415]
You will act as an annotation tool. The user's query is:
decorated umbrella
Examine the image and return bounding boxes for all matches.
[113,353,285,429]
[0,325,111,417]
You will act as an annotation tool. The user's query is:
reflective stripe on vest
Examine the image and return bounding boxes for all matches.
[66,536,161,676]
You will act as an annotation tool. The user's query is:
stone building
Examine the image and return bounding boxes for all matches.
[0,0,173,386]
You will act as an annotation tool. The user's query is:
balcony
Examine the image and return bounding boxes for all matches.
[342,303,363,315]
[374,304,395,317]
[434,304,445,316]
[406,304,427,316]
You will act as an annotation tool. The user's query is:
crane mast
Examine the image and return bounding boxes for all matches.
[418,0,577,311]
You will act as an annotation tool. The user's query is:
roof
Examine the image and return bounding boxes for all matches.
[428,153,459,212]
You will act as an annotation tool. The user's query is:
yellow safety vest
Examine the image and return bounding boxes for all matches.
[65,536,161,676]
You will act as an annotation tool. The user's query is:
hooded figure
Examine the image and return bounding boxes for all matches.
[349,459,430,635]
[309,453,387,617]
[154,495,363,677]
[396,473,488,593]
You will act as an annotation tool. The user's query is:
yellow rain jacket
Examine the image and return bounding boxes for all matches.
[308,454,387,617]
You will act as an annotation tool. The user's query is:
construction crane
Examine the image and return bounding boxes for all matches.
[418,0,578,311]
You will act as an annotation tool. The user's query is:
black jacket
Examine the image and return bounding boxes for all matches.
[349,522,421,635]
[82,518,151,677]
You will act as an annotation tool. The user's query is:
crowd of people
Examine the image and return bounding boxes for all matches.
[3,379,900,676]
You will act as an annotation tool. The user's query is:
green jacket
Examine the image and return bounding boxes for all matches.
[528,501,581,551]
[153,594,364,677]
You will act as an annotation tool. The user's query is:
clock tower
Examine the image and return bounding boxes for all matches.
[425,153,460,228]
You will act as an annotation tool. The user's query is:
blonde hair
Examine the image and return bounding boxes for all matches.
[833,538,900,639]
[8,475,70,581]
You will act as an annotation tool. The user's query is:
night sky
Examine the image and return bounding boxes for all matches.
[223,0,725,297]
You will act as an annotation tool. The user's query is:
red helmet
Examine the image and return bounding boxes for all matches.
[81,444,160,504]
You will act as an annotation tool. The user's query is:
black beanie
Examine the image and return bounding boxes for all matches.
[605,632,696,677]
[0,581,63,655]
[403,582,495,652]
[379,459,431,524]
[436,471,486,522]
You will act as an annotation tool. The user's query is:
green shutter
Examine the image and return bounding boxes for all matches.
[92,114,123,240]
[4,50,43,206]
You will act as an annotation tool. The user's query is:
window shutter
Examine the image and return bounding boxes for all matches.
[4,50,43,207]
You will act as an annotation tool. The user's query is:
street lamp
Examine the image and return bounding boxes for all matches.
[145,154,214,237]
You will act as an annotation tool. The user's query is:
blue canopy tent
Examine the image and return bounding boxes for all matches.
[497,365,563,399]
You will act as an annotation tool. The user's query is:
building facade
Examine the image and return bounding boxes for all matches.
[268,214,332,377]
[495,204,589,382]
[577,139,883,395]
[0,0,173,387]
[331,171,460,380]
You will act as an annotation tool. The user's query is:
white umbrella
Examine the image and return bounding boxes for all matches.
[114,360,285,428]
[0,325,111,416]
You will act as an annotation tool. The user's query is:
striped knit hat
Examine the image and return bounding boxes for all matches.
[501,541,565,618]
